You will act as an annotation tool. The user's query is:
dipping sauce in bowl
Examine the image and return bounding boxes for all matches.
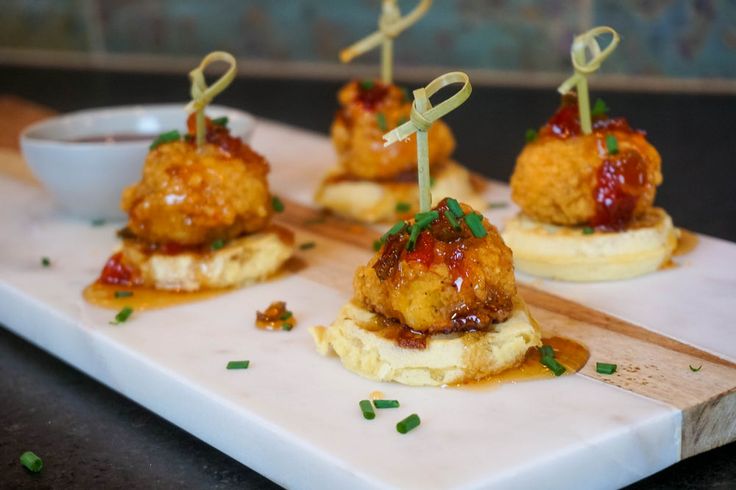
[20,104,256,221]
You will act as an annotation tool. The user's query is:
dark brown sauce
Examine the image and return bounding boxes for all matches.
[358,312,428,349]
[673,229,699,256]
[456,336,590,388]
[68,133,156,143]
[83,282,227,311]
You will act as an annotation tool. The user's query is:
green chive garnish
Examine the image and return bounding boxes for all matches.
[525,128,538,143]
[110,306,133,325]
[406,225,421,251]
[463,213,487,238]
[211,239,226,250]
[373,399,400,409]
[114,290,133,298]
[299,241,316,250]
[281,323,293,331]
[91,218,106,227]
[591,98,610,117]
[396,413,420,434]
[596,362,617,375]
[272,196,285,213]
[211,116,229,127]
[279,310,293,321]
[19,451,43,473]
[689,364,702,372]
[150,130,181,150]
[605,134,619,155]
[359,400,375,420]
[539,344,566,376]
[227,360,250,370]
[360,80,374,90]
[488,201,508,209]
[41,257,51,267]
[444,210,460,230]
[395,202,411,213]
[380,221,407,243]
[414,210,439,228]
[446,198,464,218]
[582,226,595,235]
[373,240,383,251]
[376,112,388,132]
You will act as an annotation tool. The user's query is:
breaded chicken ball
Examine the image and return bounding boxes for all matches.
[122,117,272,246]
[354,198,516,333]
[331,80,455,181]
[510,95,662,230]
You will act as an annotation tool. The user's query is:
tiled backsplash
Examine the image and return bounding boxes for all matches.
[1,0,734,84]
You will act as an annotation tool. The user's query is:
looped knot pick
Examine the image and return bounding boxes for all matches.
[383,71,472,212]
[340,0,432,83]
[185,51,237,148]
[557,26,620,134]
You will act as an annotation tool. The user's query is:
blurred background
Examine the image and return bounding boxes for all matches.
[1,0,735,92]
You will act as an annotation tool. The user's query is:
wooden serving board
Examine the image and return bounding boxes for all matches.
[2,111,736,488]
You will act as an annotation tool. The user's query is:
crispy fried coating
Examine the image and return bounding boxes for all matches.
[353,199,516,333]
[510,98,662,227]
[121,140,271,246]
[331,80,455,181]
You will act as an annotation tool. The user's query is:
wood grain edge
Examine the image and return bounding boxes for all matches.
[682,387,736,458]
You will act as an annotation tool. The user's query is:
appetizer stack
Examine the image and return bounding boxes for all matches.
[503,28,678,281]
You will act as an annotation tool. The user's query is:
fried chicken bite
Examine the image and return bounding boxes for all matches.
[121,116,272,246]
[354,198,516,333]
[510,95,662,230]
[331,80,455,181]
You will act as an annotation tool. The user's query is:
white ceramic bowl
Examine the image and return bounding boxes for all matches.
[20,104,256,220]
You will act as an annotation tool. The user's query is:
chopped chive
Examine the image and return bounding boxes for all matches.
[689,364,702,372]
[539,345,555,359]
[582,226,595,235]
[381,221,407,243]
[444,210,460,230]
[463,213,487,238]
[359,400,375,420]
[91,218,106,227]
[211,116,229,127]
[605,134,619,155]
[114,290,133,298]
[281,322,293,331]
[396,413,421,434]
[414,210,439,228]
[376,112,388,132]
[271,196,285,213]
[373,240,383,251]
[211,239,226,250]
[525,128,538,143]
[591,98,610,117]
[19,451,43,473]
[406,224,421,251]
[41,257,51,267]
[488,201,508,209]
[596,362,617,375]
[395,201,411,213]
[110,306,133,325]
[299,241,316,250]
[446,198,464,218]
[279,310,293,321]
[150,130,181,150]
[541,356,567,376]
[373,399,400,409]
[539,344,566,376]
[360,80,374,90]
[227,360,250,370]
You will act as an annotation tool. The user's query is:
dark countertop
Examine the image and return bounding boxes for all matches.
[1,66,735,489]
